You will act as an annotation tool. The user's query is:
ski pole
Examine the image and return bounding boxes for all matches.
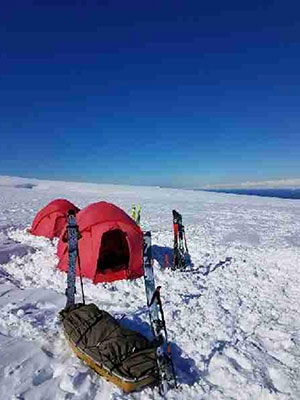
[77,243,85,305]
[183,227,189,253]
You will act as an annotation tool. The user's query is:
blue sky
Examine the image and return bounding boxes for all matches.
[1,1,300,188]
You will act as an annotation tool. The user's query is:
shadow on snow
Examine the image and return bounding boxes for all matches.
[119,311,201,387]
[152,244,194,269]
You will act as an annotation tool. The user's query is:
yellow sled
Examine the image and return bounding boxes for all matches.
[65,333,157,393]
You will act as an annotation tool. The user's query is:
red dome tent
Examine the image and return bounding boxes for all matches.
[30,199,80,239]
[57,201,144,284]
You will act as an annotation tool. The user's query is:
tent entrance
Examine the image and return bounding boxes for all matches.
[97,229,130,274]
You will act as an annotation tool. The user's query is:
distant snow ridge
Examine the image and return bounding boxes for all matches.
[204,177,300,190]
[14,183,37,189]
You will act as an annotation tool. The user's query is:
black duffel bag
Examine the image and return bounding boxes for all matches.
[60,303,158,382]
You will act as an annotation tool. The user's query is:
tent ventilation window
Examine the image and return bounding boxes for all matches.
[97,229,130,273]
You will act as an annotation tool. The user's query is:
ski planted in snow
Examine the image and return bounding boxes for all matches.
[143,231,177,395]
[64,209,81,307]
[172,209,188,270]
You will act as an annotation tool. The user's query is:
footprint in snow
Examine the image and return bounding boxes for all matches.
[32,366,54,386]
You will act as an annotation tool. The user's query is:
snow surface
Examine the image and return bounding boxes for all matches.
[0,176,300,400]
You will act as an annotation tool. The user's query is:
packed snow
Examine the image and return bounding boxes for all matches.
[0,175,300,400]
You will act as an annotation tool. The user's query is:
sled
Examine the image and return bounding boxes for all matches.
[60,303,158,394]
[65,333,157,392]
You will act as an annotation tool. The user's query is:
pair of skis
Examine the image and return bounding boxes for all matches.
[143,231,177,395]
[131,204,141,226]
[172,210,188,270]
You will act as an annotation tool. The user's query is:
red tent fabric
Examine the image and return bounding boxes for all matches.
[57,201,144,284]
[30,199,80,239]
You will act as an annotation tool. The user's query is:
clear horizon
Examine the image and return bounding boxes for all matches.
[1,2,300,187]
[2,174,300,191]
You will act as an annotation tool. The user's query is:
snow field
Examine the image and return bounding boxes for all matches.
[0,178,299,399]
